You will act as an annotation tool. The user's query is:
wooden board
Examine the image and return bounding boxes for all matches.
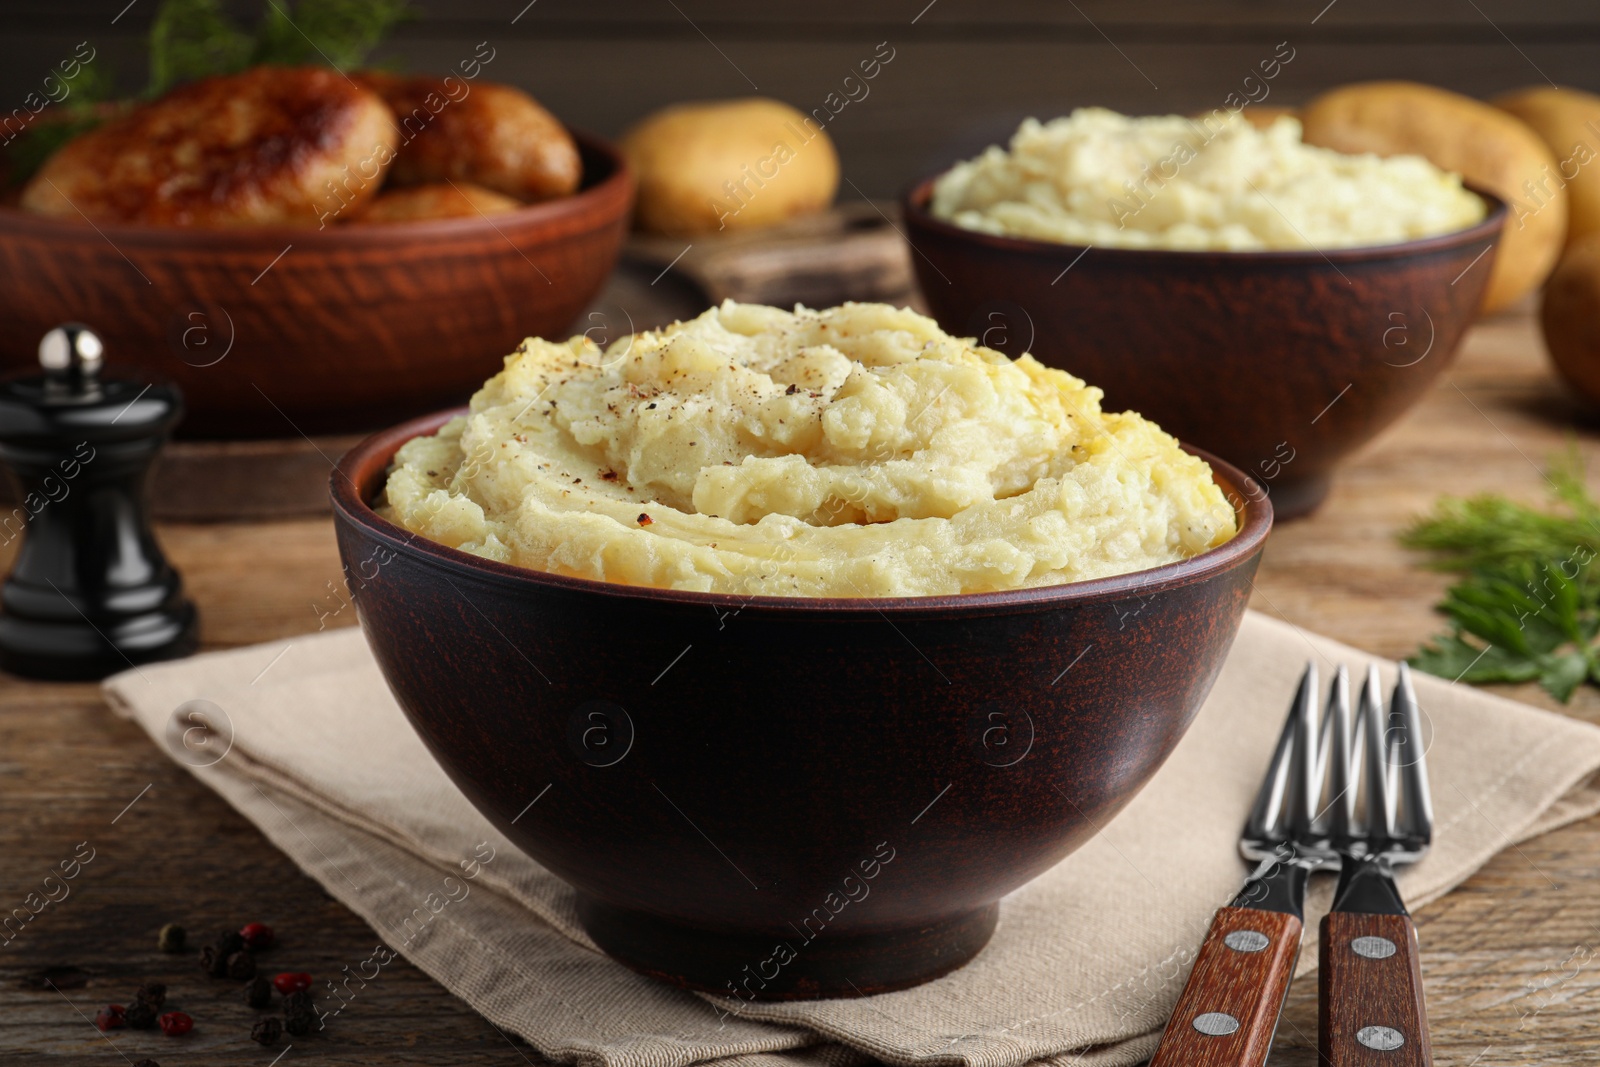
[626,201,916,308]
[4,305,1600,1065]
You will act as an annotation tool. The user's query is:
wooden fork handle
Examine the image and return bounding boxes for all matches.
[1319,912,1432,1066]
[1149,905,1301,1067]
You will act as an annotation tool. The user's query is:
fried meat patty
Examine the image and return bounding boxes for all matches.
[355,72,580,202]
[21,66,398,226]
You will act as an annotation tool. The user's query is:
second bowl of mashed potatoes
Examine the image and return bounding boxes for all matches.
[905,107,1507,518]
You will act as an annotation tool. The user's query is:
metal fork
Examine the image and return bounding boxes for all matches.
[1319,663,1434,1066]
[1149,663,1342,1067]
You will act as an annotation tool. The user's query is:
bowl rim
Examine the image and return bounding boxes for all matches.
[330,406,1273,617]
[901,171,1508,265]
[0,127,633,247]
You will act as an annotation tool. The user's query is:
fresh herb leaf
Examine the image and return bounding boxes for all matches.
[1540,651,1591,704]
[1405,447,1600,702]
[148,0,413,97]
[148,0,254,97]
[2,63,116,187]
[1411,633,1538,684]
[252,0,413,71]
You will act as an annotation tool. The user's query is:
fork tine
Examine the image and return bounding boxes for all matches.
[1321,666,1354,842]
[1285,661,1321,840]
[1390,662,1434,845]
[1246,661,1316,842]
[1358,664,1393,844]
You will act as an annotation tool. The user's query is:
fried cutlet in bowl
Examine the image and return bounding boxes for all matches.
[21,66,396,227]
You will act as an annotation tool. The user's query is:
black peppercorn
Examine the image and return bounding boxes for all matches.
[157,923,185,953]
[283,990,317,1035]
[250,1017,282,1046]
[244,975,272,1009]
[124,1001,158,1030]
[135,981,166,1009]
[217,930,245,956]
[199,944,228,978]
[225,950,256,980]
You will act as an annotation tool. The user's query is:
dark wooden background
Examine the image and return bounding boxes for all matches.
[5,0,1600,199]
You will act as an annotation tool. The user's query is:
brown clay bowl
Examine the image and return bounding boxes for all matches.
[903,179,1507,518]
[0,131,632,439]
[331,407,1273,999]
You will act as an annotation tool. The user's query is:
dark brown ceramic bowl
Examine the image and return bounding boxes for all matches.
[903,179,1507,518]
[0,131,632,439]
[330,409,1272,999]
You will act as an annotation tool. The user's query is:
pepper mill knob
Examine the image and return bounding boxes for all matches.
[0,324,198,680]
[39,323,104,382]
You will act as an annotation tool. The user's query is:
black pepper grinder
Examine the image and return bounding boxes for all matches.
[0,324,198,680]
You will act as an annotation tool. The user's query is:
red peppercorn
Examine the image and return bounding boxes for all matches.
[239,921,276,951]
[157,1011,193,1037]
[271,972,312,995]
[94,1005,125,1031]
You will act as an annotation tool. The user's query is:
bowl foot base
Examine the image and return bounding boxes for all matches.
[1264,473,1333,521]
[576,896,998,1001]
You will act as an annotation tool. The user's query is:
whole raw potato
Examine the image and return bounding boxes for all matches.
[1301,81,1564,313]
[621,98,839,235]
[1240,106,1296,131]
[1541,235,1600,405]
[1494,86,1600,251]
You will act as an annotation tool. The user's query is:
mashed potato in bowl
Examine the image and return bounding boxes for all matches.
[382,302,1236,597]
[930,108,1487,250]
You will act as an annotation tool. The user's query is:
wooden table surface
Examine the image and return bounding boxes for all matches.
[4,296,1600,1065]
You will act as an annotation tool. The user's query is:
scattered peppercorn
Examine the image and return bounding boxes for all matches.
[199,944,226,978]
[250,1017,282,1046]
[239,922,275,951]
[226,949,257,980]
[283,990,316,1036]
[135,981,166,1009]
[94,1005,125,1031]
[272,972,312,995]
[157,923,185,953]
[201,929,247,977]
[245,975,273,1009]
[157,1011,193,1037]
[124,1002,158,1030]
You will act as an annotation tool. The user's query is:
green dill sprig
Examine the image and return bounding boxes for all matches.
[149,0,414,97]
[147,0,256,98]
[1406,448,1600,702]
[2,62,115,188]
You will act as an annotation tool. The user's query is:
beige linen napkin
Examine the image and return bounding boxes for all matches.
[103,611,1600,1067]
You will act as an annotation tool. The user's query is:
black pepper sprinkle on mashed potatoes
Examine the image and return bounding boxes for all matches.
[381,301,1237,596]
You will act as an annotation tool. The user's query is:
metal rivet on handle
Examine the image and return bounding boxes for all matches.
[1193,1012,1241,1037]
[1357,1026,1405,1051]
[1351,936,1398,959]
[1224,930,1270,953]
